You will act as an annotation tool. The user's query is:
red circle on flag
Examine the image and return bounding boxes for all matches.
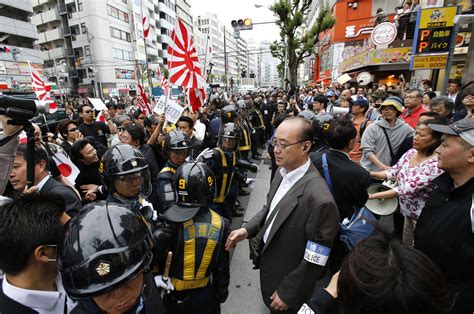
[58,163,72,177]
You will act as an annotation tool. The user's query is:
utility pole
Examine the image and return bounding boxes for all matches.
[224,25,228,91]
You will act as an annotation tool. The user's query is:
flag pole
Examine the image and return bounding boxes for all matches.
[203,35,209,81]
[140,0,153,98]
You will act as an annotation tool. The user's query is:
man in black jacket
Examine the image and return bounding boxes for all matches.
[0,193,72,313]
[310,118,370,273]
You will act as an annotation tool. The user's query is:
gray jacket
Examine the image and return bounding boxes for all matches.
[360,117,413,171]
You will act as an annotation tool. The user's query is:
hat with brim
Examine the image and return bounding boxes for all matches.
[163,204,200,223]
[380,96,404,113]
[429,118,474,146]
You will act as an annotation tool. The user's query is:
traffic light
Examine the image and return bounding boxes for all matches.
[231,18,253,31]
[0,46,11,53]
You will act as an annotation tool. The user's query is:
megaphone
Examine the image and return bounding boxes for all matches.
[365,181,398,215]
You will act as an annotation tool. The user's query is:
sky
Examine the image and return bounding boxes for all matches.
[190,0,281,44]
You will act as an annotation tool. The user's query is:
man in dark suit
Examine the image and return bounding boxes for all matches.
[311,118,370,222]
[310,118,370,274]
[447,79,464,115]
[226,116,340,313]
[9,144,82,217]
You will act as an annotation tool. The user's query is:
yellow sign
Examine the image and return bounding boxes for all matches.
[412,54,448,70]
[419,7,457,29]
[368,47,412,64]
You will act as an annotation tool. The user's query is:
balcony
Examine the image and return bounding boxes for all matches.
[31,8,61,26]
[58,4,67,15]
[0,16,38,40]
[63,27,71,37]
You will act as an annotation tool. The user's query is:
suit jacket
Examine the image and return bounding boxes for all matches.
[310,149,369,221]
[244,163,339,312]
[42,177,82,217]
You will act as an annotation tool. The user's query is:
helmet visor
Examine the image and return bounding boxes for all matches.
[218,137,239,151]
[113,169,151,198]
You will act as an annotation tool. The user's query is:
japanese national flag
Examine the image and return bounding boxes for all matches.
[96,110,106,123]
[52,152,80,184]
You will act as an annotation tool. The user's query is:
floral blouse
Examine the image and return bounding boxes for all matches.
[386,148,444,221]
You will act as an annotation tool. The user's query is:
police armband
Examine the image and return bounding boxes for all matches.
[304,240,331,266]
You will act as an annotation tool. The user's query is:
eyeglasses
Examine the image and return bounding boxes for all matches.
[117,127,125,132]
[68,128,78,133]
[271,138,306,150]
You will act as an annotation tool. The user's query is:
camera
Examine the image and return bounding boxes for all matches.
[0,95,48,120]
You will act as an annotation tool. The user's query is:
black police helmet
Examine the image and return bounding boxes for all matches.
[313,113,335,144]
[218,123,241,151]
[298,109,317,122]
[174,161,216,208]
[59,201,154,299]
[163,129,192,156]
[220,105,239,123]
[236,99,248,110]
[100,144,151,197]
[163,162,216,222]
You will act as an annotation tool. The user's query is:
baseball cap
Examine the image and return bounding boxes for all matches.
[325,90,336,97]
[429,118,474,146]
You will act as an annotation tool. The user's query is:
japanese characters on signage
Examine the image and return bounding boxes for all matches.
[413,7,457,55]
[412,54,448,70]
[371,22,398,46]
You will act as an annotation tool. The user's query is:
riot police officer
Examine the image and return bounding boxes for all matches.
[156,129,192,213]
[208,94,223,147]
[236,100,252,161]
[220,104,239,124]
[100,144,155,217]
[161,161,230,314]
[248,98,265,160]
[198,123,258,221]
[312,113,335,152]
[59,201,166,313]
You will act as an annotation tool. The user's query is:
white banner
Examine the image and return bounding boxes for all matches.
[153,95,184,124]
[88,98,107,111]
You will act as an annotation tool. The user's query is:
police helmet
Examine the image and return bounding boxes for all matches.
[236,99,248,110]
[210,93,222,108]
[100,144,151,197]
[313,113,335,144]
[174,161,215,208]
[220,104,239,123]
[218,123,241,151]
[298,109,317,122]
[59,201,154,299]
[163,129,192,156]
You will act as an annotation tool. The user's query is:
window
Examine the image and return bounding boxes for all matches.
[80,22,87,34]
[121,0,127,3]
[107,5,129,23]
[113,48,133,61]
[110,27,131,42]
[77,0,83,11]
[84,45,90,56]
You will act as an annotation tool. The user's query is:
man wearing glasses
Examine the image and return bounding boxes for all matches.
[401,89,427,128]
[225,116,340,313]
[77,104,117,147]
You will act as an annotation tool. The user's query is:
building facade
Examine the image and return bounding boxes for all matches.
[0,0,42,92]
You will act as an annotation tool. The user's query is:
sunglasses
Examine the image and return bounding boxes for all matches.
[68,128,78,133]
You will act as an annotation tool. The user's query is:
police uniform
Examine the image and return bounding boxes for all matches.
[164,207,230,314]
[161,161,230,314]
[157,162,178,214]
[249,107,265,158]
[238,118,252,160]
[200,147,237,221]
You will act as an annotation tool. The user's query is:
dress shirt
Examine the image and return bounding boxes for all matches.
[36,175,50,191]
[2,276,74,314]
[263,159,311,243]
[448,92,459,103]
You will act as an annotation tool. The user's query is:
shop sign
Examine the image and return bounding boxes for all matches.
[339,51,369,73]
[411,54,448,70]
[357,72,373,86]
[345,25,374,39]
[414,7,457,55]
[115,68,135,80]
[420,0,444,9]
[371,22,397,46]
[368,47,412,64]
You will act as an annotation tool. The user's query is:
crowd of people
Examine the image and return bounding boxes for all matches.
[0,75,472,314]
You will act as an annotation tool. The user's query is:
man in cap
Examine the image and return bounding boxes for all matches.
[414,118,474,314]
[360,96,414,171]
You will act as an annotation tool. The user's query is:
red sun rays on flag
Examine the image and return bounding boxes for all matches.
[167,19,206,90]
